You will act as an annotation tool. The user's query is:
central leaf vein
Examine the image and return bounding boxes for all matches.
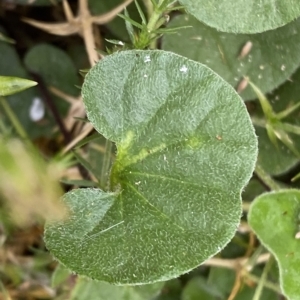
[126,182,185,232]
[127,171,202,188]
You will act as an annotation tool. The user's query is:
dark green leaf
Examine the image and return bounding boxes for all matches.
[254,68,300,175]
[162,15,300,100]
[181,276,217,300]
[24,43,80,97]
[179,0,300,33]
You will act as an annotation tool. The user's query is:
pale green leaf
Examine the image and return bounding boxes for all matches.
[276,102,300,120]
[45,50,257,284]
[265,123,279,148]
[0,36,48,138]
[0,138,66,227]
[178,0,300,33]
[248,81,274,118]
[162,15,300,100]
[0,76,37,96]
[0,32,15,44]
[70,278,163,300]
[248,190,300,300]
[51,264,71,288]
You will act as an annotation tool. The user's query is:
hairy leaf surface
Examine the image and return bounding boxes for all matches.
[45,50,257,284]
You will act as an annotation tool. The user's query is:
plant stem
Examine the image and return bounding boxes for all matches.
[0,96,34,150]
[146,0,168,48]
[252,256,275,299]
[147,7,162,33]
[244,244,265,271]
[244,272,282,294]
[100,139,113,190]
[255,163,282,191]
[143,0,154,20]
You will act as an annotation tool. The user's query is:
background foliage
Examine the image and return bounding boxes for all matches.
[1,0,300,299]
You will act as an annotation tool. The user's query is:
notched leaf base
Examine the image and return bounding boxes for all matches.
[45,50,258,285]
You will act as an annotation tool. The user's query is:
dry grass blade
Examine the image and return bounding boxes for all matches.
[62,0,75,22]
[22,19,79,35]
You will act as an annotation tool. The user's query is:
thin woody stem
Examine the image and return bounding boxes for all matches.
[79,0,98,66]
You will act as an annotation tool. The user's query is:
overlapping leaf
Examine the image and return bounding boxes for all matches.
[179,0,300,33]
[249,190,300,300]
[45,50,257,284]
[162,15,300,101]
[70,278,163,300]
[24,43,80,97]
[255,68,300,175]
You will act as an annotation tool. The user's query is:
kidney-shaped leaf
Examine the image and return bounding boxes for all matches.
[248,190,300,300]
[44,50,257,284]
[162,15,300,101]
[179,0,300,33]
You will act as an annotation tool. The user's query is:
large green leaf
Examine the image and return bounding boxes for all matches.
[248,190,300,300]
[162,14,300,101]
[179,0,300,33]
[45,50,257,284]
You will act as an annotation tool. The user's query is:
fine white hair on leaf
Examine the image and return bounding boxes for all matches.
[29,97,45,122]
